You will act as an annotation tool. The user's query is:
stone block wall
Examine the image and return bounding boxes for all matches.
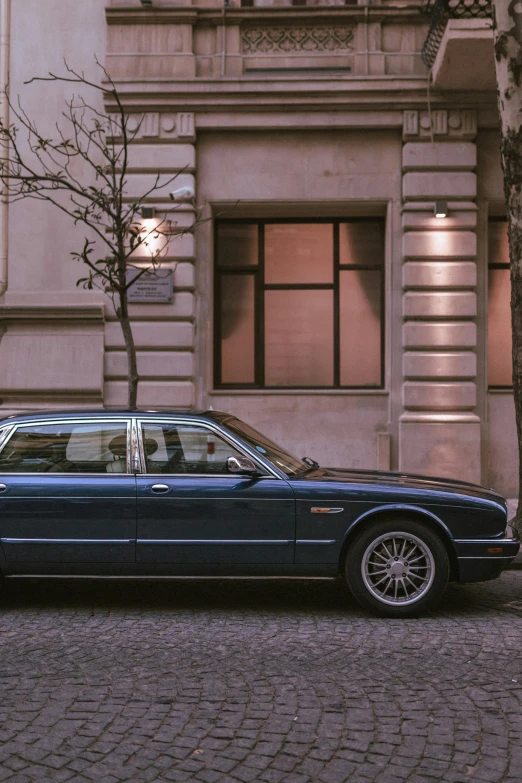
[103,112,197,409]
[399,110,481,483]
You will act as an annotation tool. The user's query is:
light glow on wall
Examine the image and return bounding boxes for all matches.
[426,231,454,257]
[139,217,167,257]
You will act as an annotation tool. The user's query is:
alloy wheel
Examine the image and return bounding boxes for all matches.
[361,531,435,606]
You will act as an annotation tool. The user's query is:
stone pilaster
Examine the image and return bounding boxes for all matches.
[399,109,481,483]
[103,112,197,409]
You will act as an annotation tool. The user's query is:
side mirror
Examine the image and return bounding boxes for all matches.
[227,455,258,475]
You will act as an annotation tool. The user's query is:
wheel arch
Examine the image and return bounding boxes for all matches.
[337,504,458,580]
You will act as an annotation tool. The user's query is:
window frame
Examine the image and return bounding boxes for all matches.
[136,418,278,478]
[214,217,385,391]
[0,418,133,475]
[488,216,512,391]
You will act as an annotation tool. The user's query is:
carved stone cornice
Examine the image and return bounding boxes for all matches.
[103,77,498,117]
[106,8,199,25]
[105,4,426,25]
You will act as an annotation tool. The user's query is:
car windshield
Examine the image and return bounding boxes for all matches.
[217,416,309,476]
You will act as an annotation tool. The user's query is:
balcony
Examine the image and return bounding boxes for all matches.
[421,0,495,90]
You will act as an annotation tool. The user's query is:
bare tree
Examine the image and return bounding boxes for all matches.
[492,0,522,528]
[0,61,192,409]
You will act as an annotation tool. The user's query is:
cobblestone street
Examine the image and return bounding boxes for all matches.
[1,574,522,783]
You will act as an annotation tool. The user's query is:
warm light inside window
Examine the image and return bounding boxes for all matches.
[215,219,384,389]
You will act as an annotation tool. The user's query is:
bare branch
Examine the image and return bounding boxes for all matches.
[0,59,209,410]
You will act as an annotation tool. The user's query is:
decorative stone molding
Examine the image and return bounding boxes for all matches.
[177,113,195,139]
[402,109,477,140]
[109,113,196,142]
[242,25,354,54]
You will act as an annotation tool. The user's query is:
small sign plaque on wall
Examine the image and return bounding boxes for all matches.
[126,269,173,303]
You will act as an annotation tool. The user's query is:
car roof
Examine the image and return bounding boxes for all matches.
[0,409,226,425]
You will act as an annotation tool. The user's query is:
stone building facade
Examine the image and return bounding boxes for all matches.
[0,0,515,496]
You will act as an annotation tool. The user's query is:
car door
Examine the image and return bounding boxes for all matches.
[136,418,295,565]
[0,417,136,565]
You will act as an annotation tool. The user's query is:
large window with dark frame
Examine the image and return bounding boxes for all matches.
[488,218,512,389]
[214,219,385,390]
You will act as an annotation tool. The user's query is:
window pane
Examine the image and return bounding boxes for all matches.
[220,275,255,384]
[217,223,258,267]
[265,290,333,386]
[340,270,382,386]
[488,220,509,264]
[339,221,384,266]
[0,422,128,473]
[265,224,333,284]
[142,423,244,475]
[488,268,512,386]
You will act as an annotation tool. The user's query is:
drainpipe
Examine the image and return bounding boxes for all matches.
[0,0,10,298]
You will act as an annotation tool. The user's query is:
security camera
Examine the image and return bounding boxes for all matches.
[169,185,195,201]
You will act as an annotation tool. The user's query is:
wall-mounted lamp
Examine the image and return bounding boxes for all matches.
[434,201,448,219]
[141,207,155,219]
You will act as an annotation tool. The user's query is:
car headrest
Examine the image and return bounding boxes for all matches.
[144,438,159,457]
[108,435,127,458]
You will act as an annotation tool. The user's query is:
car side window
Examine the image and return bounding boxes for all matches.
[0,421,129,473]
[141,422,247,475]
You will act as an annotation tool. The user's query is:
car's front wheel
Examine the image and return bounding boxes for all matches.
[345,519,450,617]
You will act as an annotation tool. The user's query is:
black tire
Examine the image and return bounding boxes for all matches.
[345,518,450,618]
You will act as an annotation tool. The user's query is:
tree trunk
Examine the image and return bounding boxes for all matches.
[117,290,139,410]
[493,0,522,529]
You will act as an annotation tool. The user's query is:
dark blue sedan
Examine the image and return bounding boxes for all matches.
[0,409,517,617]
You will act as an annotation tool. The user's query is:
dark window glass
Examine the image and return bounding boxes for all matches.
[0,422,128,473]
[339,221,384,266]
[217,223,258,267]
[141,423,244,475]
[215,219,384,389]
[488,220,512,388]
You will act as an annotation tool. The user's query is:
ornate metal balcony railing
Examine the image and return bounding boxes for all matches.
[421,0,492,69]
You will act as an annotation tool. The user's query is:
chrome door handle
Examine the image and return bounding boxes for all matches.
[151,484,170,494]
[0,484,7,493]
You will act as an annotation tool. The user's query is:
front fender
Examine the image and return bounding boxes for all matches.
[343,503,454,543]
